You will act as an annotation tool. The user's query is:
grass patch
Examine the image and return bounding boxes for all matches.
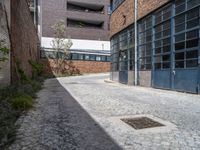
[11,94,33,110]
[0,77,45,149]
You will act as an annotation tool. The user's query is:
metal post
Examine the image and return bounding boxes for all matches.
[134,0,138,85]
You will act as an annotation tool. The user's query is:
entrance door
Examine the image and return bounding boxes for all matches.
[119,50,128,84]
[173,49,199,93]
[153,53,171,89]
[153,4,200,93]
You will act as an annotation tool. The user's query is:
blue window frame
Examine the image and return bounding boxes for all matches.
[174,0,200,68]
[139,16,153,70]
[111,0,124,12]
[110,0,200,72]
[154,6,172,70]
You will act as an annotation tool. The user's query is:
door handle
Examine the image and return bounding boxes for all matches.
[173,70,176,75]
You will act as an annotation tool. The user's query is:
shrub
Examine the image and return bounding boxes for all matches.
[30,80,43,93]
[28,60,44,78]
[11,94,33,110]
[0,99,20,149]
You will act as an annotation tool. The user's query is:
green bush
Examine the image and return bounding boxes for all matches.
[29,60,44,78]
[30,80,43,93]
[0,60,45,149]
[0,99,20,149]
[11,94,33,110]
[15,60,29,83]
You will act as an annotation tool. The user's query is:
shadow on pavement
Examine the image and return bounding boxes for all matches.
[36,78,122,150]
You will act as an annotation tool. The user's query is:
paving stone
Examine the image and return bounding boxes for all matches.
[9,74,200,150]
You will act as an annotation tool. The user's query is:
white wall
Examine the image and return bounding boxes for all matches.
[41,37,111,51]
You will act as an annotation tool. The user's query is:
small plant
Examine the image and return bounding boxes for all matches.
[29,60,44,78]
[0,39,9,70]
[50,20,73,76]
[15,60,29,83]
[11,94,33,110]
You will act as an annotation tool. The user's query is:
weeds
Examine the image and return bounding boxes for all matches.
[0,61,45,149]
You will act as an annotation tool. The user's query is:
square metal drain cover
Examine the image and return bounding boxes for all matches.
[121,117,165,130]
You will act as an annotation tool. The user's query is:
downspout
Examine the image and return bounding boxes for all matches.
[34,0,36,25]
[134,0,138,85]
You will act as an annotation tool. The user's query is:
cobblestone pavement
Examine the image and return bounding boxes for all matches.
[9,73,200,150]
[9,77,121,150]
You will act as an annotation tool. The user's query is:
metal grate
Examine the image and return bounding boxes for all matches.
[121,117,165,130]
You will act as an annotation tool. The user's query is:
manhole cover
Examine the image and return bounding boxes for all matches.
[121,117,165,130]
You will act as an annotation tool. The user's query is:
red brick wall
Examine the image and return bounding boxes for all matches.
[110,0,170,37]
[11,0,39,82]
[41,59,110,75]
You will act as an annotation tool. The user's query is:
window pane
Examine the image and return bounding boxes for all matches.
[175,24,185,33]
[186,29,199,40]
[175,33,185,42]
[186,39,199,48]
[186,50,198,59]
[175,42,185,51]
[155,56,161,63]
[163,62,170,69]
[155,40,161,48]
[163,55,170,61]
[163,38,170,46]
[72,53,78,60]
[107,56,111,61]
[90,55,96,61]
[85,55,90,60]
[175,4,186,14]
[175,14,185,25]
[163,45,171,53]
[175,52,185,60]
[175,61,184,68]
[187,8,199,20]
[155,63,161,69]
[186,59,198,68]
[155,47,162,54]
[146,64,151,69]
[155,32,162,39]
[146,57,151,63]
[187,0,200,10]
[96,56,101,61]
[78,54,84,60]
[102,56,106,61]
[186,18,199,29]
[163,29,171,37]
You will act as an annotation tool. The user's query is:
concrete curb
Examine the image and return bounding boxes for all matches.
[104,79,115,83]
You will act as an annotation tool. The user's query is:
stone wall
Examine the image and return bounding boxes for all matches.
[10,0,39,82]
[0,0,11,86]
[41,59,110,75]
[110,0,171,37]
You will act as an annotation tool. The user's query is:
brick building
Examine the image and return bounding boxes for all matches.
[35,0,111,74]
[110,0,200,94]
[0,0,39,86]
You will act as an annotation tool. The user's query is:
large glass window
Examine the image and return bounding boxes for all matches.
[111,0,124,12]
[111,36,119,71]
[138,16,153,70]
[110,0,200,72]
[119,50,128,71]
[154,6,172,70]
[174,1,199,68]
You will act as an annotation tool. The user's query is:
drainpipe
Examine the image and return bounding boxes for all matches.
[134,0,138,85]
[34,0,36,25]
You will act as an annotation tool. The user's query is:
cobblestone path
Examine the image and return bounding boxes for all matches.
[9,78,121,150]
[9,73,200,150]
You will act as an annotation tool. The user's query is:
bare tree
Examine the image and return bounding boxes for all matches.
[50,20,73,76]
